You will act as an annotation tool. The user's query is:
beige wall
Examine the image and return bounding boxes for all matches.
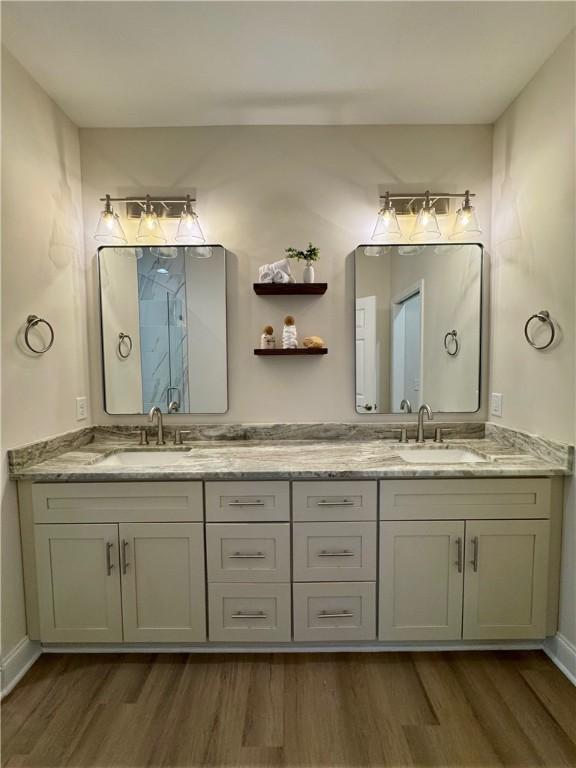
[491,32,576,646]
[80,124,493,424]
[1,50,89,659]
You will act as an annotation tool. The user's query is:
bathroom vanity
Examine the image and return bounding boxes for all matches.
[11,425,569,651]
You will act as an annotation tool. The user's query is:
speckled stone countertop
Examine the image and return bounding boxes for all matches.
[9,422,573,482]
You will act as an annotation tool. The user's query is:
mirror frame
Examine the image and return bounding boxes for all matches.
[353,242,484,415]
[97,243,229,415]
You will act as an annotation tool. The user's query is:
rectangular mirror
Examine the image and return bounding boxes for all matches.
[98,245,227,414]
[355,243,482,414]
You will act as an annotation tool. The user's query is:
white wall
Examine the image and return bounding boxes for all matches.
[491,32,576,648]
[1,50,89,661]
[80,124,493,424]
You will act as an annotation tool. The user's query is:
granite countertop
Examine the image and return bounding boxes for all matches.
[9,423,573,481]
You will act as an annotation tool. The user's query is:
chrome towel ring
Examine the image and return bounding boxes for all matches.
[117,332,133,359]
[524,310,556,350]
[444,329,459,356]
[24,315,54,354]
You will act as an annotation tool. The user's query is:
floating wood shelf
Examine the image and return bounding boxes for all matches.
[254,348,328,356]
[253,283,327,295]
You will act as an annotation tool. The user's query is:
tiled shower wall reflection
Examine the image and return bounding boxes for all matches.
[137,248,190,412]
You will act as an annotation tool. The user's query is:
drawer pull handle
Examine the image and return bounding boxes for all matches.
[105,541,114,575]
[227,500,265,507]
[317,550,355,557]
[316,499,354,506]
[317,611,354,619]
[228,552,266,559]
[231,611,268,619]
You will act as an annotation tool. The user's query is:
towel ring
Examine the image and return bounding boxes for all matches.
[443,330,459,356]
[24,315,54,354]
[117,332,133,359]
[524,310,556,350]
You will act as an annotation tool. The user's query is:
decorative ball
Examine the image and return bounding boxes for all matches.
[284,315,295,326]
[263,325,274,335]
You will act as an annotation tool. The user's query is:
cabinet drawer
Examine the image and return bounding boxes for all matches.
[205,482,290,522]
[380,479,552,520]
[208,583,291,642]
[32,482,204,523]
[293,481,377,521]
[206,523,290,582]
[293,582,376,642]
[293,522,376,581]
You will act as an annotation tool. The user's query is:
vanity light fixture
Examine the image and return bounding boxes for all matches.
[372,190,480,243]
[137,195,167,244]
[372,192,401,239]
[410,191,441,241]
[94,195,127,244]
[450,190,482,238]
[175,194,205,243]
[94,193,205,244]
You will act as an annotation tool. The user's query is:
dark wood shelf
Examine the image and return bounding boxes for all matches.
[253,283,327,295]
[254,348,328,356]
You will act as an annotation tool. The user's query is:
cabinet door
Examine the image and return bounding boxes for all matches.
[120,523,206,642]
[35,523,123,642]
[379,521,465,641]
[463,519,549,640]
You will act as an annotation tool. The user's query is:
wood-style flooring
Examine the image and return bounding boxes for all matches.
[2,651,575,767]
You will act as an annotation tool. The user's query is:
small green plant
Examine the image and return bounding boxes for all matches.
[285,242,320,263]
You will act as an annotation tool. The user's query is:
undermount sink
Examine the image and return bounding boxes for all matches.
[395,447,488,464]
[97,451,190,467]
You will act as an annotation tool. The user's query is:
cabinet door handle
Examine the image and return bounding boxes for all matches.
[231,611,267,619]
[470,536,479,572]
[316,499,354,506]
[121,539,129,574]
[228,552,266,559]
[317,550,355,557]
[456,537,463,573]
[106,541,114,575]
[227,500,265,507]
[317,611,353,619]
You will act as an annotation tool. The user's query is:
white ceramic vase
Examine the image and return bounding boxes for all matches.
[303,262,315,283]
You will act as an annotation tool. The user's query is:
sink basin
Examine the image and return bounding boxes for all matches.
[97,451,189,467]
[396,447,488,464]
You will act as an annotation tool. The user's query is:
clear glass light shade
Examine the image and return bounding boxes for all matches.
[410,206,441,241]
[372,207,401,239]
[136,210,166,244]
[175,210,205,243]
[94,210,127,243]
[450,204,482,238]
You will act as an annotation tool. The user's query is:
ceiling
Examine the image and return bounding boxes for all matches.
[2,1,574,127]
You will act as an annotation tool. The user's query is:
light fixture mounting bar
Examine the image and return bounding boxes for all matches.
[379,191,475,217]
[98,196,197,220]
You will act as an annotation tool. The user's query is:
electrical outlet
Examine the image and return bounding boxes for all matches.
[76,396,88,421]
[490,392,503,418]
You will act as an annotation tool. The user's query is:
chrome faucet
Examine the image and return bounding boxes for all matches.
[400,399,412,414]
[148,406,166,446]
[416,403,433,444]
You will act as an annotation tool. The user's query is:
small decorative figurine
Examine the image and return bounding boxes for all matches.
[285,243,320,284]
[282,315,298,349]
[303,335,325,349]
[260,325,276,349]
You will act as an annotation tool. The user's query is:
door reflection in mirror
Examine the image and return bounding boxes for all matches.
[355,244,482,414]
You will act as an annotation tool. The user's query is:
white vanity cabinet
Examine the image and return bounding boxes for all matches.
[21,475,561,649]
[28,482,206,644]
[205,481,292,642]
[379,479,558,642]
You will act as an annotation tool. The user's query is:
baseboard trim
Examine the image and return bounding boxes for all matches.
[42,639,543,654]
[1,637,42,699]
[543,633,576,686]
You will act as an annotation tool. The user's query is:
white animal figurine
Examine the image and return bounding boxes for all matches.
[282,315,298,349]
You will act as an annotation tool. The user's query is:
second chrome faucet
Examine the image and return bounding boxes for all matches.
[416,403,433,443]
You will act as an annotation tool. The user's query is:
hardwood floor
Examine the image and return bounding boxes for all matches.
[2,651,575,767]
